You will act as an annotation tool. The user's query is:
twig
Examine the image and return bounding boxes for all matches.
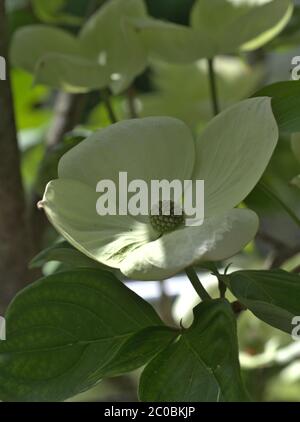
[270,244,300,269]
[102,88,118,124]
[257,230,287,250]
[185,267,212,301]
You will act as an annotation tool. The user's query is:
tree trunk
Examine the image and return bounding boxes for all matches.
[0,0,31,313]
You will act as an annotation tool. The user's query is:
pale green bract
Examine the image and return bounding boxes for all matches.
[138,56,264,129]
[10,0,147,94]
[40,98,278,281]
[132,0,293,62]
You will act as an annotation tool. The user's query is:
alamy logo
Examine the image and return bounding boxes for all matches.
[0,316,6,341]
[291,56,300,81]
[96,172,205,227]
[0,56,6,81]
[292,316,300,341]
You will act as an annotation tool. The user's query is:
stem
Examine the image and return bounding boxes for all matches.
[185,267,212,301]
[207,58,220,116]
[258,182,300,229]
[102,89,118,124]
[218,280,227,298]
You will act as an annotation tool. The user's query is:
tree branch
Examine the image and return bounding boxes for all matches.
[46,92,87,152]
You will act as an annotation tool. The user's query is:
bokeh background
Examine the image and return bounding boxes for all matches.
[1,0,300,401]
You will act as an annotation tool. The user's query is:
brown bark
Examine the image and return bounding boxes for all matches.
[0,0,32,312]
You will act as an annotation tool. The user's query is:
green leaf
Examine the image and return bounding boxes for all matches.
[220,269,300,334]
[131,18,207,63]
[191,0,293,55]
[253,81,300,133]
[79,0,148,93]
[139,57,263,129]
[139,299,249,402]
[0,269,162,402]
[10,25,79,73]
[35,53,110,93]
[101,326,177,378]
[134,0,292,63]
[291,133,300,163]
[29,241,108,270]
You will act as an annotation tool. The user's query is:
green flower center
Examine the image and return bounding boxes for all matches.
[150,201,185,234]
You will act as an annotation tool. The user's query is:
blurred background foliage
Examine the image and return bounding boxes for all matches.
[3,0,300,402]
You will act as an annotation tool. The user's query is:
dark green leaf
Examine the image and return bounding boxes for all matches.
[101,326,177,378]
[253,81,300,133]
[0,269,162,402]
[139,299,249,402]
[30,240,107,270]
[221,269,300,334]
